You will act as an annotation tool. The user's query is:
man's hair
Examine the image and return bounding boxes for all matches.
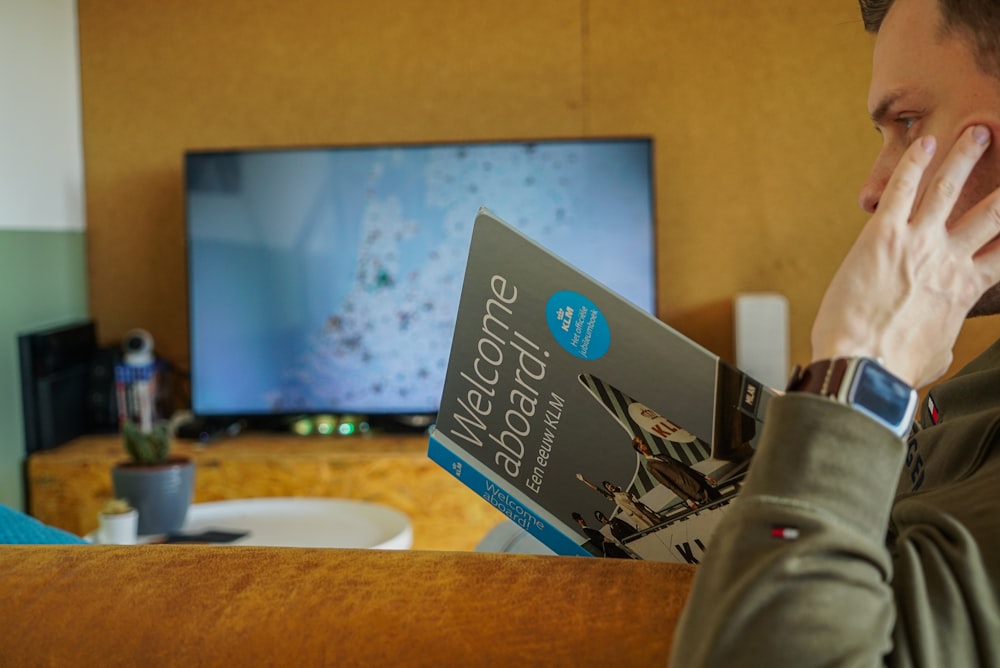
[859,0,894,31]
[860,0,1000,78]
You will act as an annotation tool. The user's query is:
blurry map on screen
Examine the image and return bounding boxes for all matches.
[185,139,656,417]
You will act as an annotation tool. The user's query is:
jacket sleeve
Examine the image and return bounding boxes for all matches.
[668,392,906,667]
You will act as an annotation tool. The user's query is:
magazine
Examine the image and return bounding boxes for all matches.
[427,208,774,562]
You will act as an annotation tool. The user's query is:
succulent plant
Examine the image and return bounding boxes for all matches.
[101,498,134,515]
[122,421,172,465]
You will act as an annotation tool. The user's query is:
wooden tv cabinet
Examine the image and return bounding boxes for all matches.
[26,432,505,551]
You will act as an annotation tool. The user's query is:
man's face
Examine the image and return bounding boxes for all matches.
[861,0,1000,315]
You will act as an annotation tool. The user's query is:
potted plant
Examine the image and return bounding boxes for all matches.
[97,498,139,544]
[111,421,195,535]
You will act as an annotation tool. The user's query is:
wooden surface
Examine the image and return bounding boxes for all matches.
[27,433,505,551]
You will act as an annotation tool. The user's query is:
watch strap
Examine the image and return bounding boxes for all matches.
[785,356,918,439]
[786,358,850,396]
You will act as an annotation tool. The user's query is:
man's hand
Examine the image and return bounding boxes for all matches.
[811,125,1000,388]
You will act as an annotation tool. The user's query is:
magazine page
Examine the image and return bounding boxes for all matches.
[428,208,773,562]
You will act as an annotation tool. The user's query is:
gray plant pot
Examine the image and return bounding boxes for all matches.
[111,458,195,535]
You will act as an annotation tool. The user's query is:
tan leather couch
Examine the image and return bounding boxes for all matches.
[0,545,695,666]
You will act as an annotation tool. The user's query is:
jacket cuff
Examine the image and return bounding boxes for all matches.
[740,392,907,542]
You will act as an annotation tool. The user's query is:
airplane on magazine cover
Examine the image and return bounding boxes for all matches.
[578,374,752,510]
[576,372,763,562]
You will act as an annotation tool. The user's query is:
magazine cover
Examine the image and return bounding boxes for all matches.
[427,208,774,562]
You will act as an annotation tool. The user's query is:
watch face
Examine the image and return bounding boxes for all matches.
[850,359,916,430]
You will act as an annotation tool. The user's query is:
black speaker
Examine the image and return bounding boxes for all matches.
[18,320,97,455]
[87,344,121,433]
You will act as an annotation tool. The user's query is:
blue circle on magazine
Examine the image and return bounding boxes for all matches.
[546,291,611,360]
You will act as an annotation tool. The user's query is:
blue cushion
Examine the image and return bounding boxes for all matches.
[0,504,87,545]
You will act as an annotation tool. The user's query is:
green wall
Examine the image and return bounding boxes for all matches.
[0,229,88,511]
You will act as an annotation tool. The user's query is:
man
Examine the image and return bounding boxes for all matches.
[575,473,664,529]
[631,436,720,509]
[571,512,632,559]
[669,0,1000,666]
[570,511,609,557]
[595,509,635,542]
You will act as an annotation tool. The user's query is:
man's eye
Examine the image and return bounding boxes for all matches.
[900,117,918,130]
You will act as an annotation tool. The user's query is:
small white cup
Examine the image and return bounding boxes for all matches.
[98,509,139,545]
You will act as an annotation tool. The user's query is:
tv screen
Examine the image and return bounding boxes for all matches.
[185,138,656,423]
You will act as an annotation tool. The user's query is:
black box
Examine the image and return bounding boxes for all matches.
[17,320,119,455]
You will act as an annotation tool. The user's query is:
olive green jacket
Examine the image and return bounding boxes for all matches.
[669,339,1000,667]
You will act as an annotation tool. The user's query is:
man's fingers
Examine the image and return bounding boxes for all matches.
[951,190,1000,297]
[877,135,937,224]
[950,187,1000,257]
[914,125,992,230]
[975,236,1000,298]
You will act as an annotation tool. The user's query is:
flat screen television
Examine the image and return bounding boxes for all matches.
[184,137,656,428]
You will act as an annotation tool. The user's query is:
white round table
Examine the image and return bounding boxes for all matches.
[91,497,413,549]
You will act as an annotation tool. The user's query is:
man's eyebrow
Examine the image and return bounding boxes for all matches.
[869,90,906,126]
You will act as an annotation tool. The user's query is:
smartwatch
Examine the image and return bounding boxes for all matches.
[785,357,918,439]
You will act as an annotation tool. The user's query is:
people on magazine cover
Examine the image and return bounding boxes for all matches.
[594,509,636,542]
[571,512,632,559]
[631,436,720,509]
[570,512,606,557]
[575,473,664,529]
[670,0,1000,665]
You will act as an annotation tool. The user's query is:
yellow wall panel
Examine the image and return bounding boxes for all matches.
[78,0,998,390]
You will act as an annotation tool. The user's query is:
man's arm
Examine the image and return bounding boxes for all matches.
[669,128,1000,666]
[669,395,902,665]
